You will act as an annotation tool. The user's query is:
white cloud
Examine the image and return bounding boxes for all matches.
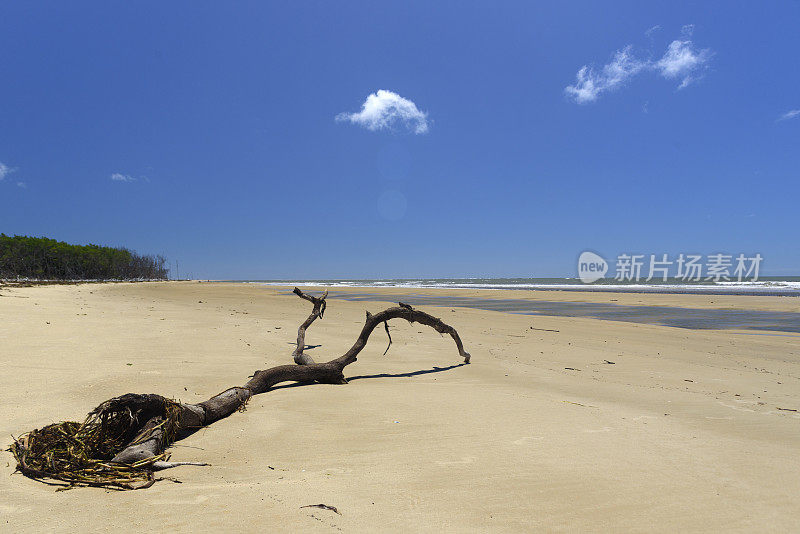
[565,47,648,104]
[565,27,712,103]
[0,161,14,181]
[110,172,136,182]
[777,109,800,122]
[655,39,712,89]
[336,90,429,134]
[17,181,26,188]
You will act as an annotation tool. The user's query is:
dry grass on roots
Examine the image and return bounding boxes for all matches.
[9,398,183,490]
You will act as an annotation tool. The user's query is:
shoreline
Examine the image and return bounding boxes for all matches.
[230,278,800,297]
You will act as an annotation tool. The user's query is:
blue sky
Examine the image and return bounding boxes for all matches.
[1,1,798,279]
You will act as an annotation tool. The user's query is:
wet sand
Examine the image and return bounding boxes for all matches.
[1,281,799,532]
[322,289,800,333]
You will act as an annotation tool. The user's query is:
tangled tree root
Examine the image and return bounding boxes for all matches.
[9,395,182,490]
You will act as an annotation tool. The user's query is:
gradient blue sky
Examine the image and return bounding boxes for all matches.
[1,1,798,279]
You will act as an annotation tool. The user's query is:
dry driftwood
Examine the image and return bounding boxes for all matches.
[10,288,470,489]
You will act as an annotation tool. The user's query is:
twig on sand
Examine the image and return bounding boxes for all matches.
[562,400,597,408]
[301,504,341,515]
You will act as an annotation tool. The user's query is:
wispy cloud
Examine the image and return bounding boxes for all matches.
[336,90,429,134]
[565,27,712,104]
[17,181,26,188]
[0,161,15,181]
[565,47,648,104]
[655,39,712,89]
[110,172,136,182]
[645,25,661,38]
[777,109,800,122]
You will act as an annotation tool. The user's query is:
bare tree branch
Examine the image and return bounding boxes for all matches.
[291,287,327,365]
[12,291,470,488]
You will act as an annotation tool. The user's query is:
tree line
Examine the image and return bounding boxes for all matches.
[0,234,169,280]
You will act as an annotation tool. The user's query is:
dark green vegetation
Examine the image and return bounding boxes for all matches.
[0,234,169,280]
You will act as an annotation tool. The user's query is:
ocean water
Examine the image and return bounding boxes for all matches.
[237,277,800,296]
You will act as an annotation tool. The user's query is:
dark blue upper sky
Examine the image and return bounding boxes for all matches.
[1,1,798,279]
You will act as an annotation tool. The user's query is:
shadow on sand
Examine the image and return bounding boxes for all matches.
[346,363,467,381]
[266,363,467,392]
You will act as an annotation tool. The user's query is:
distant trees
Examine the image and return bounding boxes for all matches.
[0,235,169,280]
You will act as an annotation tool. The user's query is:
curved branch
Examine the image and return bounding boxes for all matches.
[329,303,471,369]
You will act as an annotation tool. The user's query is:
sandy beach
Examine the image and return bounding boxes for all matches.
[1,281,799,532]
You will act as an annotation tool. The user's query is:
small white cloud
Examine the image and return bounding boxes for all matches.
[0,161,15,181]
[777,109,800,122]
[17,181,26,188]
[655,39,712,89]
[681,24,695,37]
[110,172,136,182]
[565,47,647,104]
[336,90,429,134]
